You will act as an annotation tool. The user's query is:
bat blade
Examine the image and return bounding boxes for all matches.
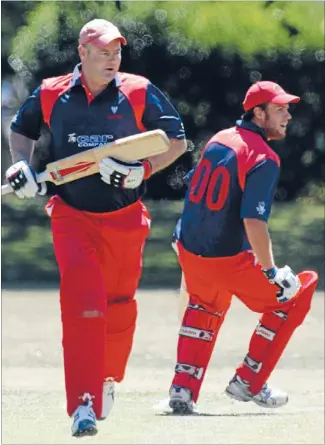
[1,130,170,195]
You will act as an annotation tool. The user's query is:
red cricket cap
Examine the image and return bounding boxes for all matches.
[79,19,127,47]
[242,81,300,112]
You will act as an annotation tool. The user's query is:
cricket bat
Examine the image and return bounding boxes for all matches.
[1,129,169,196]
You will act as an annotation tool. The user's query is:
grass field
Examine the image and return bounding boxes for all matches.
[2,287,324,444]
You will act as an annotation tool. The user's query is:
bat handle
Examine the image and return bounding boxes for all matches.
[1,184,14,196]
[1,170,51,196]
[1,171,50,197]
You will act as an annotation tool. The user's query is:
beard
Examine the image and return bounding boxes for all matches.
[264,118,287,141]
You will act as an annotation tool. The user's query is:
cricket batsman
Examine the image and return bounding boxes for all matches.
[167,81,318,413]
[5,19,187,436]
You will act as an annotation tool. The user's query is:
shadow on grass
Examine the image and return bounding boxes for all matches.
[156,411,292,417]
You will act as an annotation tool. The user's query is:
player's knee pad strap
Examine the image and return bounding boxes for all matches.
[239,271,318,393]
[179,302,225,345]
[175,363,204,380]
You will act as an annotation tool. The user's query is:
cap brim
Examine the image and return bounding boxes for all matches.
[270,93,300,105]
[91,33,127,47]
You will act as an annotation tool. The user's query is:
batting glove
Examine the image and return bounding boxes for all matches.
[263,265,301,303]
[5,160,47,199]
[99,157,152,189]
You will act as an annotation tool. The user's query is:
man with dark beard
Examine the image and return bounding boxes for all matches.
[168,81,318,414]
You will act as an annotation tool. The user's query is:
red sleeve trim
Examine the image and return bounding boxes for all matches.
[118,73,149,132]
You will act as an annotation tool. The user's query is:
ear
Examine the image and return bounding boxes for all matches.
[78,45,87,62]
[253,106,265,120]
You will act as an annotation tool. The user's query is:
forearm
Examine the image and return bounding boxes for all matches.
[244,218,275,270]
[147,138,187,174]
[9,132,35,163]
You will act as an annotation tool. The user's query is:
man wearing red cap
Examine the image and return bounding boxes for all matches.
[166,81,318,414]
[5,19,187,436]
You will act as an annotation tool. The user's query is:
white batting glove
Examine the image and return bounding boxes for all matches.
[263,265,301,303]
[99,157,148,189]
[5,160,47,199]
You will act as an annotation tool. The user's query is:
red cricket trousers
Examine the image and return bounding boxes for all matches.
[45,195,150,417]
[172,242,318,401]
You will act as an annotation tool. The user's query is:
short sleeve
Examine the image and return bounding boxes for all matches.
[241,159,279,222]
[10,86,43,140]
[142,83,186,140]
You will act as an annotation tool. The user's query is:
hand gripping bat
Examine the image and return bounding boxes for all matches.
[1,130,169,196]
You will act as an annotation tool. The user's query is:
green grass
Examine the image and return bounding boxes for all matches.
[269,201,324,284]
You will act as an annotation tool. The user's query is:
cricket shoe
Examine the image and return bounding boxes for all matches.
[71,393,97,437]
[225,374,289,408]
[99,379,115,420]
[169,385,196,414]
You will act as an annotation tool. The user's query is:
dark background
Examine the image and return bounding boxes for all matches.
[2,1,324,201]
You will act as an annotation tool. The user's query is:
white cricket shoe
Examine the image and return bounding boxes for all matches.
[99,379,115,420]
[71,393,97,437]
[169,385,196,414]
[225,374,289,408]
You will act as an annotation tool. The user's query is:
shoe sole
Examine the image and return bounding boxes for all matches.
[225,388,289,408]
[169,399,193,415]
[225,388,251,403]
[251,396,289,409]
[73,427,97,437]
[72,420,97,437]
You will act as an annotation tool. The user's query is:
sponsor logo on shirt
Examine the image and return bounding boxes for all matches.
[68,133,114,148]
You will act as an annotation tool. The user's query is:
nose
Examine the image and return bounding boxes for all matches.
[107,54,119,61]
[286,110,292,120]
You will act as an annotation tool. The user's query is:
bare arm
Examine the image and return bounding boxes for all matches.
[147,138,187,174]
[244,218,275,270]
[9,132,35,163]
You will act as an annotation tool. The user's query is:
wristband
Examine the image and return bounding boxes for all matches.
[263,267,277,280]
[142,160,153,180]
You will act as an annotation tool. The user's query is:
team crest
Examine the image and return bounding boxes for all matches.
[256,201,266,215]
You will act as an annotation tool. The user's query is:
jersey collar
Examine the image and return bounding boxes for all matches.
[69,63,120,88]
[236,119,268,142]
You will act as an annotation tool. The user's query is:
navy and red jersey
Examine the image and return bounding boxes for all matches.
[10,64,185,212]
[175,120,280,257]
